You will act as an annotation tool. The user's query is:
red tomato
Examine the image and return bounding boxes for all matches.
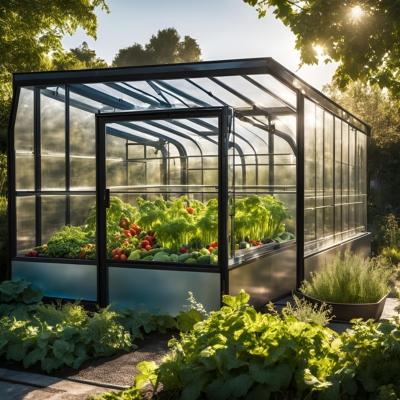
[111,249,116,256]
[79,252,87,259]
[115,248,123,256]
[144,235,153,243]
[145,244,152,251]
[148,230,155,237]
[141,240,150,247]
[208,247,214,253]
[129,228,137,237]
[120,254,127,261]
[141,248,147,252]
[210,241,218,248]
[180,247,188,254]
[123,241,130,246]
[31,250,39,257]
[114,254,120,259]
[25,251,32,257]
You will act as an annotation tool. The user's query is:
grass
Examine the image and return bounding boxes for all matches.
[300,251,391,303]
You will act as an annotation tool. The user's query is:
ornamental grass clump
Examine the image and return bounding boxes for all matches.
[300,251,391,304]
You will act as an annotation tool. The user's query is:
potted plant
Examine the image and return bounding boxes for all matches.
[298,251,391,321]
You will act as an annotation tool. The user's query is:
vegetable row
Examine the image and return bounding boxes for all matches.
[24,194,295,263]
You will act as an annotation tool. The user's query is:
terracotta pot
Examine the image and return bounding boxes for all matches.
[296,292,389,322]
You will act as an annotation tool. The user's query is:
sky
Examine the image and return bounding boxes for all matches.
[62,0,338,91]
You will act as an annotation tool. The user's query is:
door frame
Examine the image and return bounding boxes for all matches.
[95,107,230,308]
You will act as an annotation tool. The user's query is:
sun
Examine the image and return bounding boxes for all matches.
[351,5,363,20]
[313,44,325,57]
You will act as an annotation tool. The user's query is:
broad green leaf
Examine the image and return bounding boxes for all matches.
[22,286,44,304]
[53,339,73,359]
[41,357,57,373]
[341,375,358,395]
[135,361,158,389]
[222,373,254,398]
[216,346,247,371]
[222,290,250,309]
[249,362,292,390]
[6,343,27,361]
[176,309,203,332]
[246,383,271,400]
[23,347,47,368]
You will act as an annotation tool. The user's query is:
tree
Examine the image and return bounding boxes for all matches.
[52,42,108,71]
[0,0,109,152]
[113,28,202,67]
[243,0,400,95]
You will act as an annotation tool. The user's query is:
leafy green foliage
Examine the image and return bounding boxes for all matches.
[93,291,400,400]
[0,279,179,373]
[243,0,400,96]
[0,196,8,281]
[112,28,202,67]
[234,194,291,241]
[300,251,391,303]
[45,226,94,258]
[268,293,333,327]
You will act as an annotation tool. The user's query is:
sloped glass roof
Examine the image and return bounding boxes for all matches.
[14,58,369,158]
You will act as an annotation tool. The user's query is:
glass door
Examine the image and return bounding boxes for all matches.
[96,107,229,311]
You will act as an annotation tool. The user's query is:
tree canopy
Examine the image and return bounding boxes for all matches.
[52,42,108,71]
[113,28,202,67]
[0,0,109,152]
[243,0,400,95]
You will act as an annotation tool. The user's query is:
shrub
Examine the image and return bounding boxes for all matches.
[93,291,400,400]
[300,251,391,303]
[0,196,8,282]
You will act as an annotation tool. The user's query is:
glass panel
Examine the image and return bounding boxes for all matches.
[12,261,97,301]
[15,154,34,191]
[105,115,220,265]
[40,89,66,190]
[70,107,96,190]
[16,196,36,255]
[15,88,34,191]
[41,196,66,244]
[70,195,96,227]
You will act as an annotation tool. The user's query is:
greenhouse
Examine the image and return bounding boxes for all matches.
[7,57,370,314]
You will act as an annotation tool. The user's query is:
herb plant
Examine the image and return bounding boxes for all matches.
[0,279,178,373]
[300,251,391,303]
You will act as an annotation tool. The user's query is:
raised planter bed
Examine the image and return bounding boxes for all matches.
[296,292,389,322]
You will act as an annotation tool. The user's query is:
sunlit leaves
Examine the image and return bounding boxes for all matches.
[243,0,400,95]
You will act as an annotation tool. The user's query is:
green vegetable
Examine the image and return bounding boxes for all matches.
[210,254,218,264]
[239,241,250,249]
[184,258,197,263]
[178,253,191,262]
[170,254,179,262]
[45,226,90,258]
[140,248,167,258]
[142,255,154,261]
[279,232,291,241]
[199,248,209,256]
[274,237,283,243]
[127,250,141,260]
[153,252,171,262]
[197,255,211,264]
[211,247,218,255]
[189,251,200,259]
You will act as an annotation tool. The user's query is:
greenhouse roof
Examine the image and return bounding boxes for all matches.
[12,57,369,136]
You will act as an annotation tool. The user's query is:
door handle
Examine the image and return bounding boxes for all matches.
[104,189,110,208]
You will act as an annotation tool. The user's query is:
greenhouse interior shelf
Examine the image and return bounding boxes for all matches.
[7,57,371,314]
